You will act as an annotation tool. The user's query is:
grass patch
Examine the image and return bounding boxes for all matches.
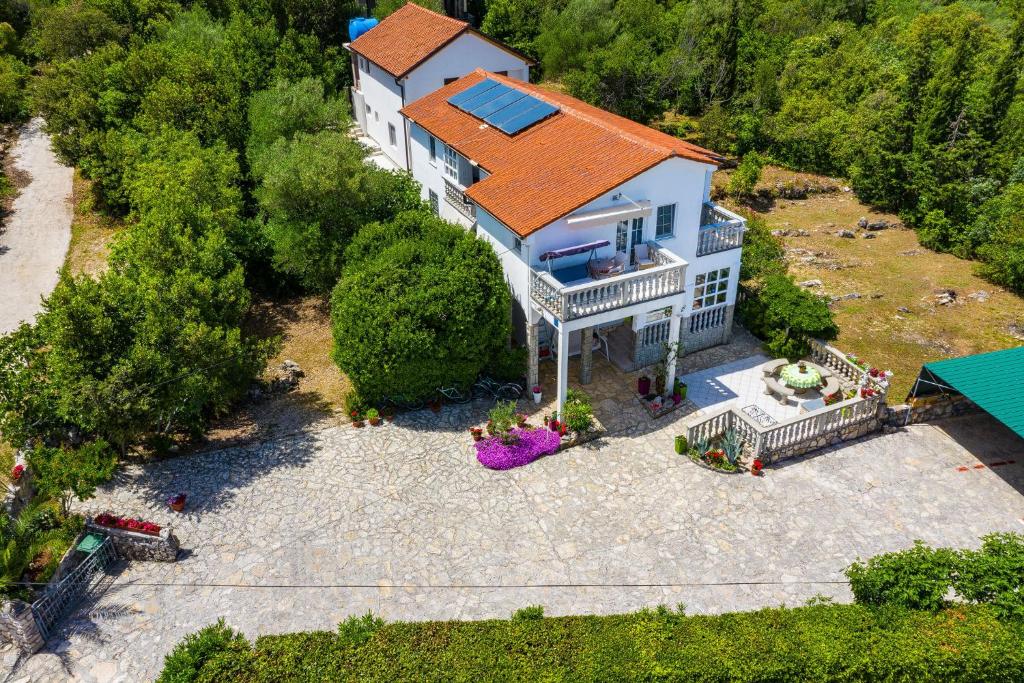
[64,170,123,276]
[719,167,1022,400]
[159,604,1024,682]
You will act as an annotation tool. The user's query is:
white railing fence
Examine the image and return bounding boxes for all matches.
[444,179,475,219]
[530,245,687,321]
[685,339,887,464]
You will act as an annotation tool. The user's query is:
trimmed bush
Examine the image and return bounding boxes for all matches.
[161,604,1024,681]
[846,540,958,611]
[331,212,511,405]
[953,533,1024,621]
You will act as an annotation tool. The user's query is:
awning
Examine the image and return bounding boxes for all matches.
[539,240,610,262]
[908,346,1024,439]
[565,201,652,229]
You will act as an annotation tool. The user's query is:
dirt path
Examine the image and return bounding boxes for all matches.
[0,117,73,334]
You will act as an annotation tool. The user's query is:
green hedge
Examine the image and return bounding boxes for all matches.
[159,604,1024,682]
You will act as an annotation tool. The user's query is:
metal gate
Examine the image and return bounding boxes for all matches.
[32,536,118,640]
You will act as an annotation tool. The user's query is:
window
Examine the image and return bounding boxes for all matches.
[655,204,676,239]
[443,77,458,85]
[443,144,459,181]
[428,189,439,216]
[374,111,379,122]
[692,268,730,311]
[629,217,644,264]
[513,236,522,253]
[388,123,397,147]
[365,104,371,115]
[615,220,628,252]
[428,135,437,162]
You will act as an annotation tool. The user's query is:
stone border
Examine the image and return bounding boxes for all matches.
[0,599,44,653]
[85,519,179,562]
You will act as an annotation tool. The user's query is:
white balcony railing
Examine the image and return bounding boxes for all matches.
[444,179,475,220]
[698,203,745,256]
[530,243,687,322]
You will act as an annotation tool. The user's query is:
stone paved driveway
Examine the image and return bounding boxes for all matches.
[9,408,1024,682]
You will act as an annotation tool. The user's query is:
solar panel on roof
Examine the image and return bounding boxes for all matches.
[496,101,559,134]
[447,77,560,135]
[458,83,513,113]
[447,79,501,107]
[469,89,527,118]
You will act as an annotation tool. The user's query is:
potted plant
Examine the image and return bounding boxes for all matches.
[350,409,364,428]
[548,411,560,431]
[751,458,764,476]
[366,408,381,426]
[486,419,495,436]
[532,385,542,404]
[674,378,687,401]
[382,406,396,422]
[470,426,484,442]
[167,493,187,512]
[674,435,687,455]
[672,392,682,406]
[637,375,651,396]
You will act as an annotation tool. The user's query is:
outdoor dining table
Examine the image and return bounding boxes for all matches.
[779,363,822,393]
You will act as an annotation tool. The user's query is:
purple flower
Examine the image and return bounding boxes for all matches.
[475,428,561,470]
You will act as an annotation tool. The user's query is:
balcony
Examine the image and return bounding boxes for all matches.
[444,179,475,220]
[530,243,687,322]
[697,202,745,256]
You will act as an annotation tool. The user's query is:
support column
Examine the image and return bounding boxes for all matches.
[556,327,569,417]
[665,310,682,393]
[527,321,539,390]
[579,326,593,385]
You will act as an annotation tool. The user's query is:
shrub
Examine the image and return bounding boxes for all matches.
[727,151,767,197]
[512,605,544,621]
[161,604,1024,681]
[487,347,527,382]
[487,401,518,444]
[157,619,252,683]
[331,213,511,405]
[953,532,1024,621]
[738,273,838,358]
[561,389,594,434]
[845,540,957,611]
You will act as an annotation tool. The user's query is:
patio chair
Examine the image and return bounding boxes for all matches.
[634,243,656,270]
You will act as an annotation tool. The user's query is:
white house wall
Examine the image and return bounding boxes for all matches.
[476,206,531,338]
[403,33,529,103]
[408,122,475,228]
[357,58,408,169]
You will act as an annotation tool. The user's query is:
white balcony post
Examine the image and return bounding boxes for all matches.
[665,306,682,391]
[527,321,539,389]
[556,327,569,418]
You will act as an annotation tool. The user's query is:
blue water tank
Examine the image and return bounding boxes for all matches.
[348,17,379,42]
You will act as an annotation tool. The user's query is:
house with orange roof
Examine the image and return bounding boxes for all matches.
[346,3,532,170]
[401,70,746,413]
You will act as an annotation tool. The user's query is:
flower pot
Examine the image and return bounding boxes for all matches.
[549,420,560,432]
[637,376,651,395]
[170,500,185,512]
[674,435,687,455]
[368,417,381,426]
[472,432,482,442]
[353,420,365,428]
[672,393,682,405]
[532,391,542,404]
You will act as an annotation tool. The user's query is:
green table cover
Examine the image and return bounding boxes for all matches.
[780,363,822,390]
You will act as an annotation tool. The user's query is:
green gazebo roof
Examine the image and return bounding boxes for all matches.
[917,347,1024,439]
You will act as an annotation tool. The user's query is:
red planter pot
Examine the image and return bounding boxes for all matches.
[637,377,651,395]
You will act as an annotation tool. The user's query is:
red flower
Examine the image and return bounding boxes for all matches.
[10,464,24,481]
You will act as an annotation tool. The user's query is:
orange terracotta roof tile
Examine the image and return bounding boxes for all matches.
[401,70,721,237]
[349,3,468,78]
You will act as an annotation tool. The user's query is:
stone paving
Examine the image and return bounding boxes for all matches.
[6,404,1024,681]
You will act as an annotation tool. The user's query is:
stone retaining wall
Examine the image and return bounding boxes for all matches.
[85,519,179,562]
[764,415,883,463]
[0,599,44,653]
[884,394,981,427]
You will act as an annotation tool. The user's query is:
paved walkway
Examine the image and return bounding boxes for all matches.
[8,408,1022,681]
[0,118,74,334]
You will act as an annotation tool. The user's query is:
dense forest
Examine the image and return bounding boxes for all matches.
[484,0,1024,293]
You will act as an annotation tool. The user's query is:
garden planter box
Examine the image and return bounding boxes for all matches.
[95,520,161,537]
[86,518,180,562]
[686,453,745,475]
